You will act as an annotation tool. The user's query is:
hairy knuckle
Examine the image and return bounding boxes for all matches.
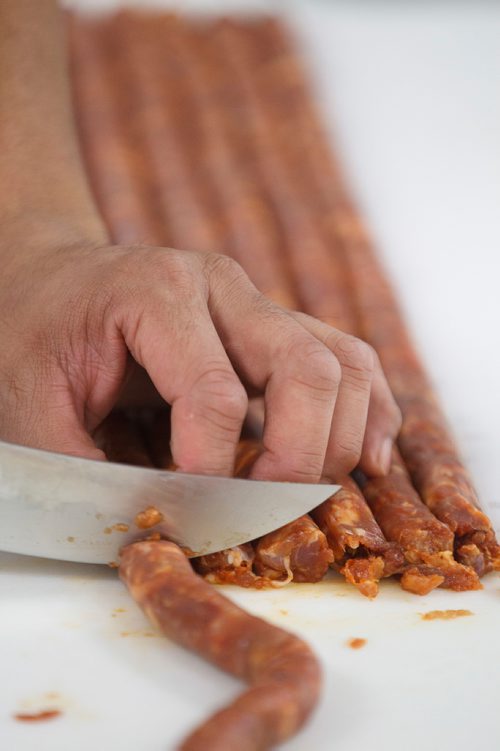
[203,252,243,283]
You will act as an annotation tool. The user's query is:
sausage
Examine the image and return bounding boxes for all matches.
[193,543,265,588]
[337,212,500,574]
[119,540,322,751]
[68,14,167,245]
[361,449,481,591]
[195,441,333,586]
[169,20,297,309]
[311,476,405,597]
[398,399,500,573]
[362,450,454,558]
[212,19,356,331]
[253,515,334,584]
[97,12,221,251]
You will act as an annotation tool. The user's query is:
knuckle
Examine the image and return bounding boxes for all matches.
[153,249,198,291]
[389,401,403,433]
[328,435,363,474]
[259,443,325,483]
[291,337,341,394]
[114,248,196,296]
[196,367,248,423]
[333,335,375,375]
[203,252,244,283]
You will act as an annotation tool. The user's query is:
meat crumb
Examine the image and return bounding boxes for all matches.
[14,710,61,722]
[347,637,366,649]
[421,609,473,621]
[134,506,164,529]
[113,523,129,533]
[104,523,129,534]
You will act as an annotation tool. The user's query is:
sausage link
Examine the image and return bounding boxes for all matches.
[312,476,404,597]
[68,15,167,245]
[253,515,334,584]
[362,449,481,591]
[120,540,322,751]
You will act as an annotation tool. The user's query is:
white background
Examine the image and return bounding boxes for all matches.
[2,2,500,750]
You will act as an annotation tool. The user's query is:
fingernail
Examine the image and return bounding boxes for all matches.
[378,437,393,474]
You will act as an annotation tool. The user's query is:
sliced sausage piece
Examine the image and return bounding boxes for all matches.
[120,540,322,751]
[253,515,334,584]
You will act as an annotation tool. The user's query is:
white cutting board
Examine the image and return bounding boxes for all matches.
[3,1,500,749]
[1,556,499,751]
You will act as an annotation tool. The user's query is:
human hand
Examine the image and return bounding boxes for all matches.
[0,238,401,481]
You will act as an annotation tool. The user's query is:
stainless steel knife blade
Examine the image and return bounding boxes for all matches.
[0,439,340,564]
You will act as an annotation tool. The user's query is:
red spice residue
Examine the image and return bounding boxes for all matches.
[14,710,61,722]
[347,637,367,650]
[421,609,473,621]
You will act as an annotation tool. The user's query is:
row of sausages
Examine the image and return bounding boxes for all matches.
[70,11,500,750]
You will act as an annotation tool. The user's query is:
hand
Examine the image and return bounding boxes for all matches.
[0,237,401,481]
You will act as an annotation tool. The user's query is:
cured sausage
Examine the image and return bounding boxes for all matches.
[361,449,481,592]
[336,213,500,574]
[312,476,405,598]
[253,515,334,584]
[169,20,297,308]
[68,15,167,245]
[120,540,322,751]
[212,19,356,331]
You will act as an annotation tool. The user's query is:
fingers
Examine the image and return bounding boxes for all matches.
[115,251,247,476]
[112,247,400,482]
[360,351,403,476]
[204,255,341,482]
[292,312,402,478]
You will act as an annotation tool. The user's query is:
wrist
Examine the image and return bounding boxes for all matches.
[0,210,108,262]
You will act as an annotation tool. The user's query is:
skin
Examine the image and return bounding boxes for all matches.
[0,0,401,482]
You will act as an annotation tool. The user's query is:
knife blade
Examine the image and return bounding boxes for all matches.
[0,439,340,564]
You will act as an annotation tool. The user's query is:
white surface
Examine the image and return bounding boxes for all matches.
[2,2,500,750]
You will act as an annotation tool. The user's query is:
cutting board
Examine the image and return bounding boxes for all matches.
[3,0,500,748]
[1,554,499,750]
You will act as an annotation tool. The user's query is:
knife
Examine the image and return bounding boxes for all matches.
[0,439,340,564]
